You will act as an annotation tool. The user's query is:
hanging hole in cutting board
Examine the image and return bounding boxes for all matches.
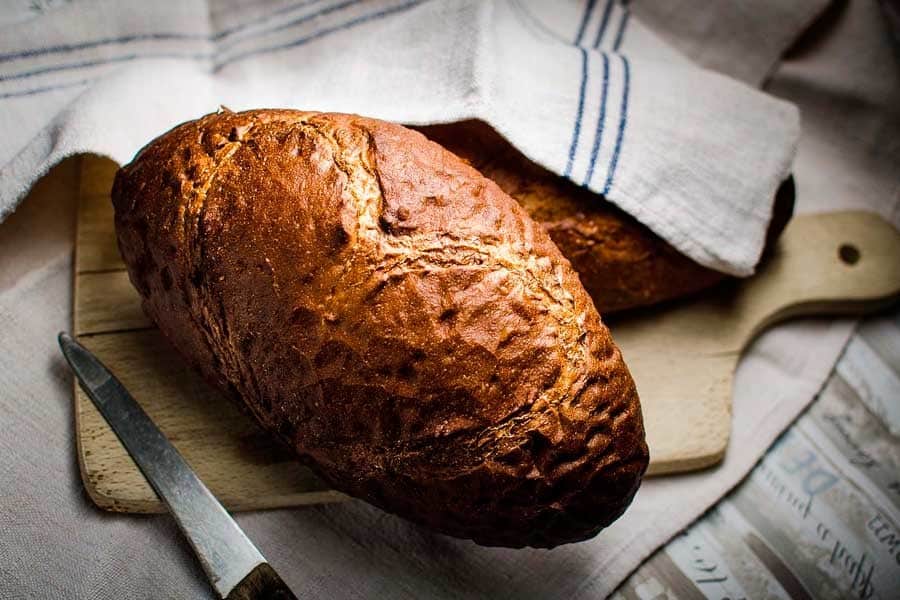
[838,243,861,265]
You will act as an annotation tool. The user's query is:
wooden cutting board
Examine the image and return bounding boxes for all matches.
[73,155,900,513]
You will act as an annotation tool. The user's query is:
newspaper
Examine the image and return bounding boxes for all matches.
[613,310,900,600]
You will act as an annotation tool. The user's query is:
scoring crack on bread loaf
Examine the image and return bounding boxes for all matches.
[296,116,599,470]
[184,121,263,408]
[112,109,648,548]
[286,114,592,445]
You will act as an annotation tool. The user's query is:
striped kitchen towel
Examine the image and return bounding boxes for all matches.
[0,0,800,276]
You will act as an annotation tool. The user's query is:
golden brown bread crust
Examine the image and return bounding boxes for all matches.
[417,121,794,313]
[112,109,648,548]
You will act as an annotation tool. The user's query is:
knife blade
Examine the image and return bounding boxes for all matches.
[58,332,298,600]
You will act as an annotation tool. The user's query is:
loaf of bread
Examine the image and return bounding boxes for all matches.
[112,109,648,548]
[418,121,794,313]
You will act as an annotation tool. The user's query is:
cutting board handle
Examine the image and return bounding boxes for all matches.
[737,211,900,348]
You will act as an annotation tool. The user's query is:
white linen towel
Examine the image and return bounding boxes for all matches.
[0,0,800,276]
[12,0,899,599]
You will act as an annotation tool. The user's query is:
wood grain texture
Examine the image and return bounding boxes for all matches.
[617,210,900,474]
[75,157,125,273]
[73,155,900,511]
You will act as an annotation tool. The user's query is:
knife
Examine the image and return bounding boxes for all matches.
[58,333,298,600]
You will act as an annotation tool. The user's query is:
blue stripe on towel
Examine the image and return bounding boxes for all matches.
[2,1,419,97]
[0,33,206,63]
[591,0,614,48]
[564,47,590,177]
[0,0,360,84]
[612,8,630,51]
[582,52,609,186]
[602,54,630,195]
[216,0,421,69]
[0,0,337,64]
[573,0,598,46]
[508,0,569,45]
[214,0,327,40]
[215,0,362,53]
[0,78,91,99]
[0,52,210,82]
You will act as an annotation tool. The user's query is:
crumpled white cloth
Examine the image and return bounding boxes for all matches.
[0,0,802,276]
[11,0,900,599]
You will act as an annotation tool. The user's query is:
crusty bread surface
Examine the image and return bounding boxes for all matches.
[112,109,648,548]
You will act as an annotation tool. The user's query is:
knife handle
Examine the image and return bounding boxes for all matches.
[226,563,299,600]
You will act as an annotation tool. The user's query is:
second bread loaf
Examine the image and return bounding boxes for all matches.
[419,121,794,313]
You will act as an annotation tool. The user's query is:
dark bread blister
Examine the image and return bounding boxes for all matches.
[112,109,648,548]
